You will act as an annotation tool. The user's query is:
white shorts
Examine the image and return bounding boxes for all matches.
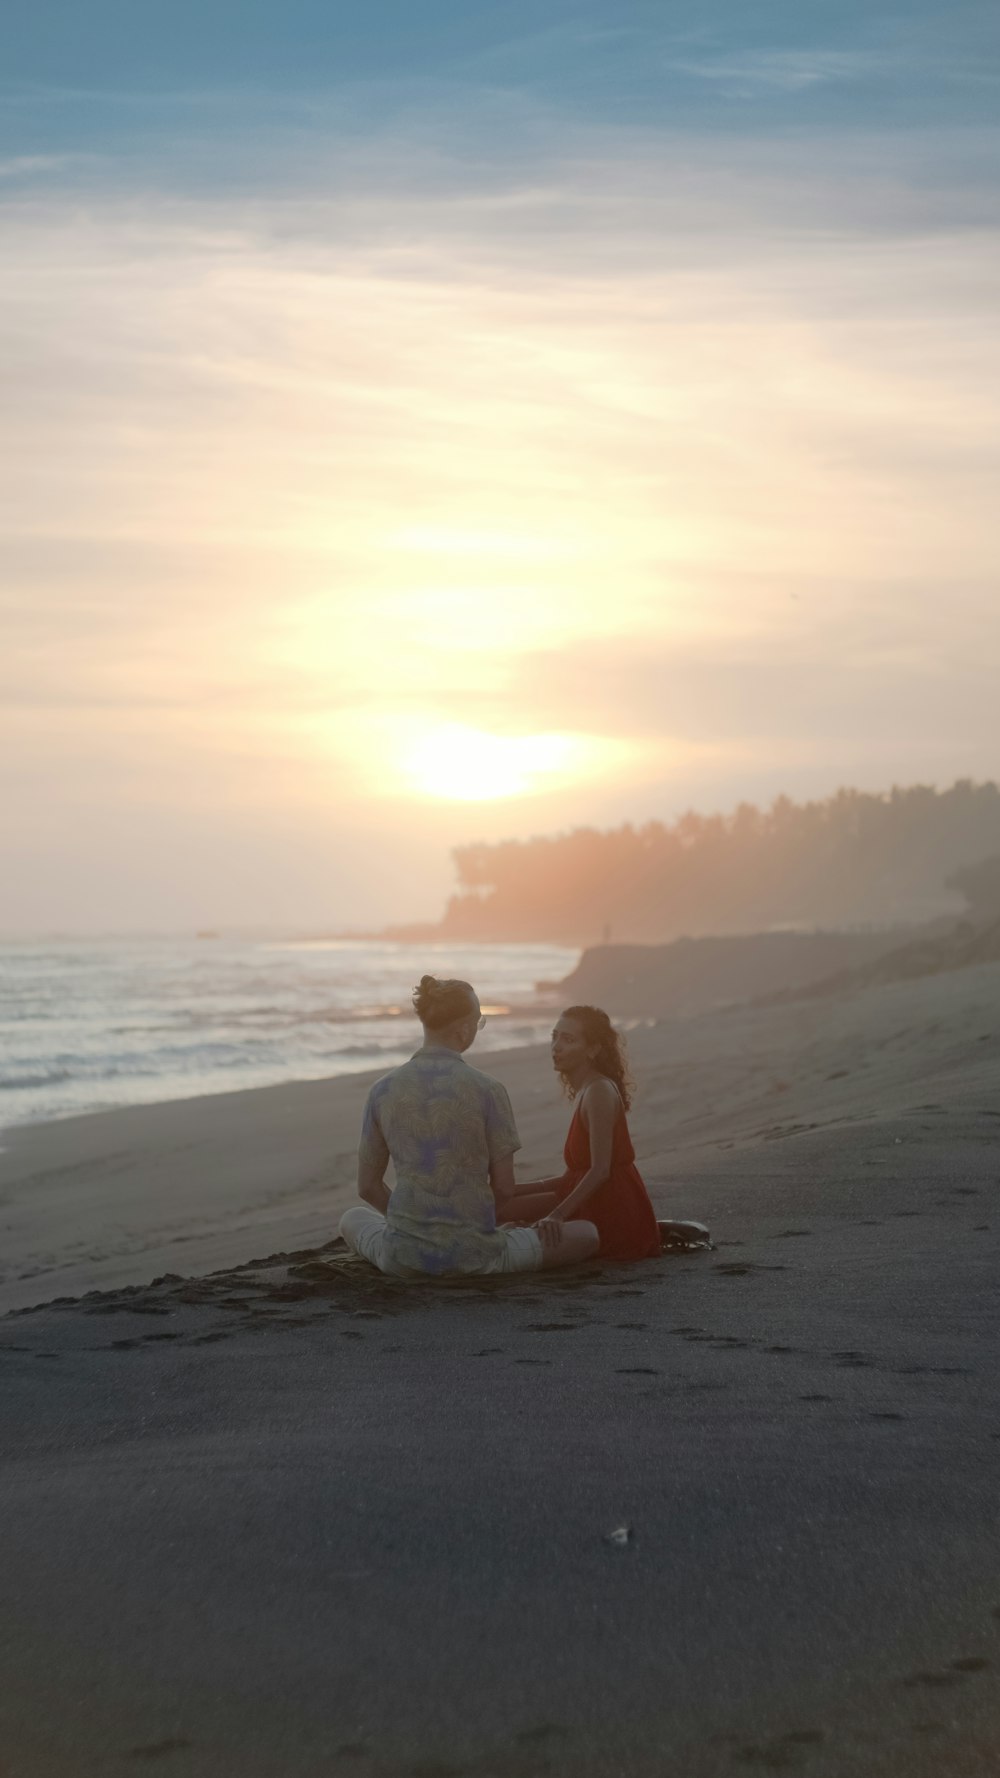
[339,1206,543,1277]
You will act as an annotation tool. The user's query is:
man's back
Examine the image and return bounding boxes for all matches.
[358,1048,521,1275]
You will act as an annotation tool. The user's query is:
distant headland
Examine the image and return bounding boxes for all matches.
[368,778,1000,950]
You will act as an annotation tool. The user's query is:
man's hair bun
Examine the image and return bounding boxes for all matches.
[412,974,476,1030]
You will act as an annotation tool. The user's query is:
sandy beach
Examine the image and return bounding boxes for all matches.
[2,962,1000,1774]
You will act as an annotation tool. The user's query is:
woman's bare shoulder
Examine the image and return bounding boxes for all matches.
[580,1076,621,1118]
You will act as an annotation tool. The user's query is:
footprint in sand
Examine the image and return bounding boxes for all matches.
[714,1263,790,1277]
[902,1670,965,1689]
[126,1739,193,1761]
[735,1727,825,1766]
[407,1762,471,1778]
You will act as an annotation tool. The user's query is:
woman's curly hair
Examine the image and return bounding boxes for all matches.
[412,973,476,1030]
[558,1004,634,1110]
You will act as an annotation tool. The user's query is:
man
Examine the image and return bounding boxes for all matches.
[339,973,599,1277]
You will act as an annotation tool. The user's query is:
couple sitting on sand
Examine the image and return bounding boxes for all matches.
[340,973,661,1278]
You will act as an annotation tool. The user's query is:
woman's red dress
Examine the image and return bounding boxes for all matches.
[558,1097,661,1260]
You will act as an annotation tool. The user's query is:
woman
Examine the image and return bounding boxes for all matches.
[500,1004,661,1261]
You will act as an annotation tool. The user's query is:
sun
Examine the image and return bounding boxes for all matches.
[404,726,578,802]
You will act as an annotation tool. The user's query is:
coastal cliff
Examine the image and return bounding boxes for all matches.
[553,928,916,1018]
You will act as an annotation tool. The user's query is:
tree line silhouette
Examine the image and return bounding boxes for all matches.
[437,780,1000,944]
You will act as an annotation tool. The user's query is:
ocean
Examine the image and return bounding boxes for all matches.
[0,937,579,1133]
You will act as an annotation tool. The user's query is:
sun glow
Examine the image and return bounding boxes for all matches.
[404,726,581,802]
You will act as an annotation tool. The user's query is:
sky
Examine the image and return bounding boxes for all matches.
[2,1,998,932]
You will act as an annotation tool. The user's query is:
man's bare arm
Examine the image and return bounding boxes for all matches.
[357,1154,391,1214]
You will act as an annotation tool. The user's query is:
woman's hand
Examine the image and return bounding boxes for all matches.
[534,1214,565,1255]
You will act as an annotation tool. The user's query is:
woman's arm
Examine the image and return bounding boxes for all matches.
[545,1080,616,1222]
[491,1154,562,1222]
[498,1192,558,1224]
[509,1172,573,1195]
[500,1168,575,1223]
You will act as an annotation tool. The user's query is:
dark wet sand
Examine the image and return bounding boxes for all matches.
[3,1094,1000,1777]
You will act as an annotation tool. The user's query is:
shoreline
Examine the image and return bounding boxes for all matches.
[0,1019,565,1142]
[0,932,578,1139]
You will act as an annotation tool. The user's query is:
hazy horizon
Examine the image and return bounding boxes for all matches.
[3,772,995,943]
[3,1,998,934]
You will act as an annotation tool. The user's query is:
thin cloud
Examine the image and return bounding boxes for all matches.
[508,590,1000,749]
[0,153,82,178]
[666,49,884,94]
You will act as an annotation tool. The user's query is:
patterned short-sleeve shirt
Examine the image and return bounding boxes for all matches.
[357,1047,521,1275]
